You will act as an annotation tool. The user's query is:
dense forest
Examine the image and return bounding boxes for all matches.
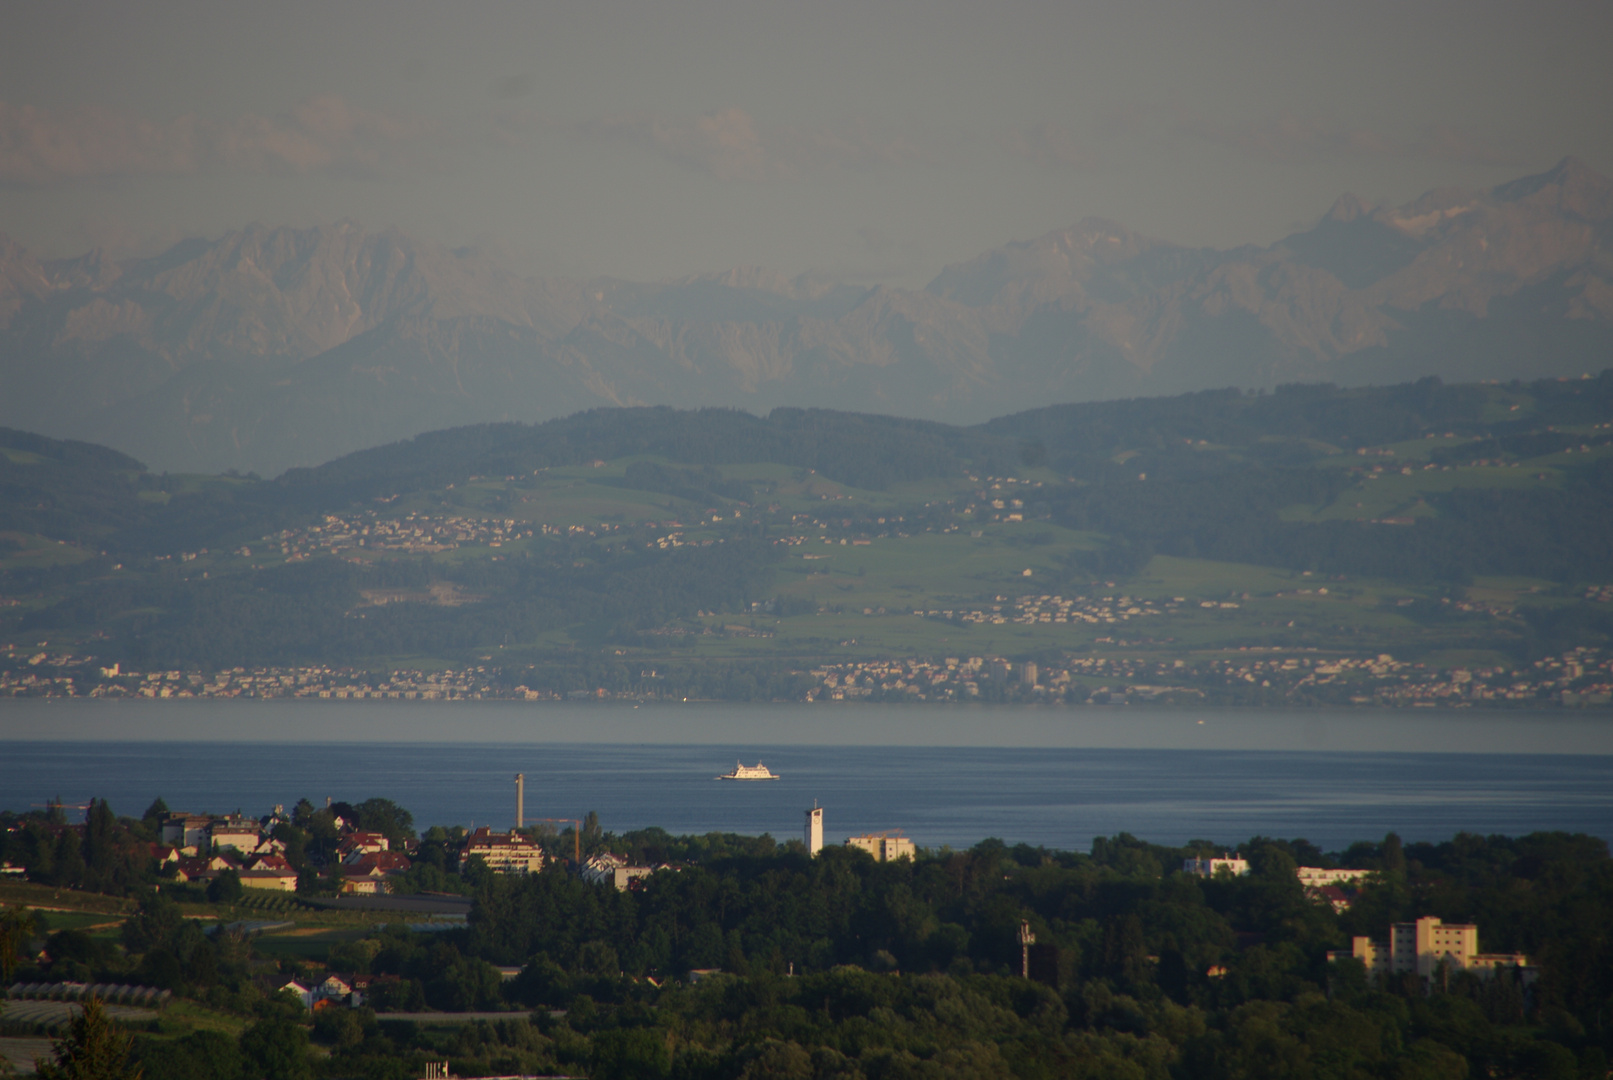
[2,796,1610,1079]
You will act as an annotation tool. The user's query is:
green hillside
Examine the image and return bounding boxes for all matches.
[3,374,1612,704]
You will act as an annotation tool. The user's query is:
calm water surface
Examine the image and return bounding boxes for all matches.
[1,700,1609,851]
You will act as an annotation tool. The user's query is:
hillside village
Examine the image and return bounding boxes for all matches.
[4,374,1613,715]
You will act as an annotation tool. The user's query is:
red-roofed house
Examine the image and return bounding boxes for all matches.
[246,853,295,873]
[336,832,390,863]
[1308,885,1353,913]
[338,850,412,895]
[175,854,239,883]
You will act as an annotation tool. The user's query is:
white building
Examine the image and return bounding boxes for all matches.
[459,827,546,875]
[805,805,823,857]
[1183,855,1250,877]
[1297,867,1372,888]
[846,834,915,861]
[158,814,213,849]
[209,819,262,855]
[278,980,314,1009]
[581,853,655,891]
[1328,916,1533,980]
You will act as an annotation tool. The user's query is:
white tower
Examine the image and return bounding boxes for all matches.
[515,773,525,830]
[805,803,823,856]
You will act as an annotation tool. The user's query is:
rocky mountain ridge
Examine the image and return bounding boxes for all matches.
[2,157,1608,475]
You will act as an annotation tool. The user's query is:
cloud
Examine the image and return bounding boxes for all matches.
[998,122,1098,170]
[0,96,435,186]
[1175,111,1517,166]
[575,107,926,182]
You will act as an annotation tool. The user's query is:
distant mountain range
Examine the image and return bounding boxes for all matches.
[3,157,1610,475]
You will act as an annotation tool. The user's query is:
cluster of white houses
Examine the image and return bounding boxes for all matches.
[1183,856,1374,888]
[1184,856,1374,912]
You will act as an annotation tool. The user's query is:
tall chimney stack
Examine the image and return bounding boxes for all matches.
[515,773,525,831]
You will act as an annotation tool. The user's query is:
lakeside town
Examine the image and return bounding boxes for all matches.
[2,642,1609,708]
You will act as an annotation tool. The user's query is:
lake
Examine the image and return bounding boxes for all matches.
[1,700,1609,851]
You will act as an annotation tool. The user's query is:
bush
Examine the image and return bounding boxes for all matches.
[207,870,243,904]
[238,1019,312,1080]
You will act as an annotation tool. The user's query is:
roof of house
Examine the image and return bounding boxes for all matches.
[247,854,295,872]
[463,827,542,849]
[344,851,412,876]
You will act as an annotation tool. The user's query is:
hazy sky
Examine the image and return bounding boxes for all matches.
[3,0,1609,286]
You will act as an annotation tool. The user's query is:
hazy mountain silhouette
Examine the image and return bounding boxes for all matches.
[2,158,1608,475]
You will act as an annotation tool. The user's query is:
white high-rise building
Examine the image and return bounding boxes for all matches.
[805,805,823,856]
[1328,916,1533,980]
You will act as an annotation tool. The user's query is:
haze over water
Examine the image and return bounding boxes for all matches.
[3,702,1609,851]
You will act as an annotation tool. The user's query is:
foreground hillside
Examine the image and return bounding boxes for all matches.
[1,159,1609,475]
[3,374,1611,705]
[0,795,1609,1080]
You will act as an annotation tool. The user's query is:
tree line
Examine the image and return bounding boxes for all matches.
[3,789,1609,1079]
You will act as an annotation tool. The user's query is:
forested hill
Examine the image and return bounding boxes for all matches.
[280,407,1009,502]
[12,372,1610,516]
[991,375,1613,464]
[3,372,1612,686]
[294,373,1613,501]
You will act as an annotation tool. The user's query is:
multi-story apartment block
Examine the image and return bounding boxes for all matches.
[1328,916,1533,980]
[208,817,262,855]
[158,814,214,850]
[846,834,916,861]
[458,827,547,875]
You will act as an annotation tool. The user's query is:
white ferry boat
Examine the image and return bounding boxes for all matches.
[717,761,780,781]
